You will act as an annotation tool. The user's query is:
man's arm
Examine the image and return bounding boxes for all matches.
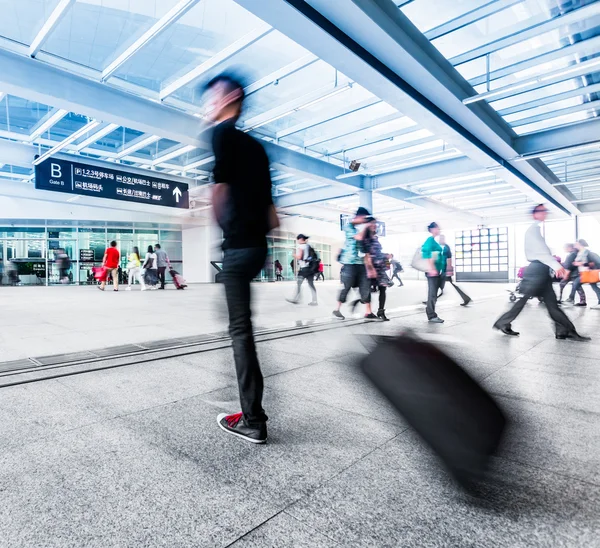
[212,183,229,226]
[102,252,107,267]
[528,227,563,272]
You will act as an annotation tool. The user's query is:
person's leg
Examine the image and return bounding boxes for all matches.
[438,276,446,297]
[572,276,586,304]
[558,277,569,301]
[112,268,119,290]
[336,264,354,311]
[494,294,529,331]
[541,278,576,336]
[426,276,440,320]
[590,282,600,304]
[222,248,268,428]
[568,275,580,301]
[306,273,317,303]
[358,265,373,315]
[450,279,471,305]
[378,285,386,311]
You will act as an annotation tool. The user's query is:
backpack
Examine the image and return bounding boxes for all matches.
[307,246,320,273]
[411,247,430,272]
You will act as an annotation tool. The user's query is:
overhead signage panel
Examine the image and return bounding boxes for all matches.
[35,157,189,209]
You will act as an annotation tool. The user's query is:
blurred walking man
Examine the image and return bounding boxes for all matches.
[493,204,589,341]
[155,244,169,290]
[287,234,318,306]
[390,254,404,286]
[207,73,278,443]
[422,222,445,323]
[99,241,120,292]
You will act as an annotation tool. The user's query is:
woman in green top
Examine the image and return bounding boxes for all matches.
[422,222,445,323]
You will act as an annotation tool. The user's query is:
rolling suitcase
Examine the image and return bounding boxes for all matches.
[361,332,506,488]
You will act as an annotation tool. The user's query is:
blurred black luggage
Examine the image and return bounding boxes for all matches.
[361,333,506,488]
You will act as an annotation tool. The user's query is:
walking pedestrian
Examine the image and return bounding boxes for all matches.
[143,245,158,289]
[559,243,584,305]
[274,260,283,281]
[571,239,600,308]
[316,260,325,281]
[332,207,379,320]
[126,246,145,291]
[438,235,471,306]
[99,241,120,292]
[206,73,278,444]
[362,217,393,321]
[389,254,404,286]
[155,244,169,290]
[287,234,318,305]
[422,222,445,323]
[493,204,589,340]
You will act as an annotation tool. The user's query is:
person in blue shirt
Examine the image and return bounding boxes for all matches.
[422,222,445,323]
[333,207,379,320]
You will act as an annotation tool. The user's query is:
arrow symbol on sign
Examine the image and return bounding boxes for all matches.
[173,186,182,203]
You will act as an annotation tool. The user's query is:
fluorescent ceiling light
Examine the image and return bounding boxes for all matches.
[28,109,69,142]
[464,57,600,105]
[152,144,195,166]
[244,84,353,132]
[74,123,119,151]
[33,120,100,165]
[183,155,215,171]
[102,0,201,81]
[29,0,74,57]
[115,135,160,159]
[160,24,271,100]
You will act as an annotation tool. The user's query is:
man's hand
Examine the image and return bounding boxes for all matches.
[556,266,568,279]
[428,269,438,277]
[367,267,377,279]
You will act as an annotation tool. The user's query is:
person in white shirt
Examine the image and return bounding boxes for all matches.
[493,204,589,341]
[143,245,158,290]
[286,234,318,305]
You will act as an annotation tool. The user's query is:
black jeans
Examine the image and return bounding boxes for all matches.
[426,275,442,320]
[293,267,317,302]
[221,247,268,427]
[157,266,167,288]
[439,276,471,304]
[378,285,387,311]
[339,264,371,304]
[494,261,576,336]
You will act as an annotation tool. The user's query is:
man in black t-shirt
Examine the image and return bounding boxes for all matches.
[206,73,278,444]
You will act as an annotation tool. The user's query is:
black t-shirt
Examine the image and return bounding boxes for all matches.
[212,119,273,250]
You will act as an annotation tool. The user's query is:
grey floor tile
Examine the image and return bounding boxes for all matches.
[229,511,340,547]
[117,386,401,507]
[0,419,281,548]
[482,366,600,414]
[56,357,235,416]
[287,433,600,548]
[0,380,108,450]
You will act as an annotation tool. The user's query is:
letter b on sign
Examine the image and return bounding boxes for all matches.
[51,163,62,178]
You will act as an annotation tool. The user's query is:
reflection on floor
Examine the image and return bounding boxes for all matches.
[1,293,599,546]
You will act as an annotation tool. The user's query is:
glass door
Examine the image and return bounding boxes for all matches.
[0,238,47,285]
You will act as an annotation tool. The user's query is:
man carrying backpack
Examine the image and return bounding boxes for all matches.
[287,234,318,306]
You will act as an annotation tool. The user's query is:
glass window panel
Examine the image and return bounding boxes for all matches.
[42,0,182,71]
[116,0,270,93]
[87,127,144,154]
[481,265,490,272]
[490,264,499,272]
[400,0,484,34]
[471,230,479,236]
[482,250,489,257]
[49,113,91,142]
[472,265,481,272]
[513,108,598,135]
[0,96,53,136]
[0,0,62,46]
[499,235,508,242]
[463,266,472,272]
[463,230,470,237]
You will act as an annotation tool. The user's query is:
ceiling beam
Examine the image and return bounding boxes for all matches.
[29,0,75,58]
[275,185,356,208]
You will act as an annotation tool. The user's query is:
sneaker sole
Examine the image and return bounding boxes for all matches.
[216,414,266,444]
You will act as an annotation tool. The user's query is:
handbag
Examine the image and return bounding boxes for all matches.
[411,247,430,272]
[580,270,600,284]
[92,266,109,282]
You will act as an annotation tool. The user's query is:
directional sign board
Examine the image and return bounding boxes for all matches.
[35,157,189,209]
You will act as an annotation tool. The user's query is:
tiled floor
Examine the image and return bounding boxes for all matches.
[0,287,599,546]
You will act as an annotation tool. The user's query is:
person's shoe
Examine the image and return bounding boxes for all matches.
[494,324,519,336]
[574,302,587,307]
[460,298,472,307]
[591,304,600,310]
[97,286,104,291]
[113,289,119,292]
[308,301,318,306]
[364,313,382,321]
[217,412,267,444]
[377,309,390,321]
[556,332,591,342]
[286,298,299,305]
[126,287,132,291]
[429,317,444,324]
[332,310,345,320]
[564,298,574,304]
[141,287,148,291]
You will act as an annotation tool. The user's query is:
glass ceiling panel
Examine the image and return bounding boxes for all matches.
[347,129,434,162]
[49,112,90,142]
[170,30,309,104]
[114,0,269,93]
[129,138,180,160]
[0,96,52,135]
[400,0,486,34]
[0,0,61,46]
[87,127,144,154]
[0,164,33,176]
[513,110,595,135]
[431,0,567,61]
[41,0,181,71]
[503,97,587,124]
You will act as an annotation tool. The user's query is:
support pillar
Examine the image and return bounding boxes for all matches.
[359,190,373,214]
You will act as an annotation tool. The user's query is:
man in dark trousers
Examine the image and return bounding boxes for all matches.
[154,244,169,290]
[389,254,403,286]
[493,204,589,341]
[438,235,471,306]
[287,234,318,306]
[207,73,279,444]
[422,222,445,323]
[558,243,585,304]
